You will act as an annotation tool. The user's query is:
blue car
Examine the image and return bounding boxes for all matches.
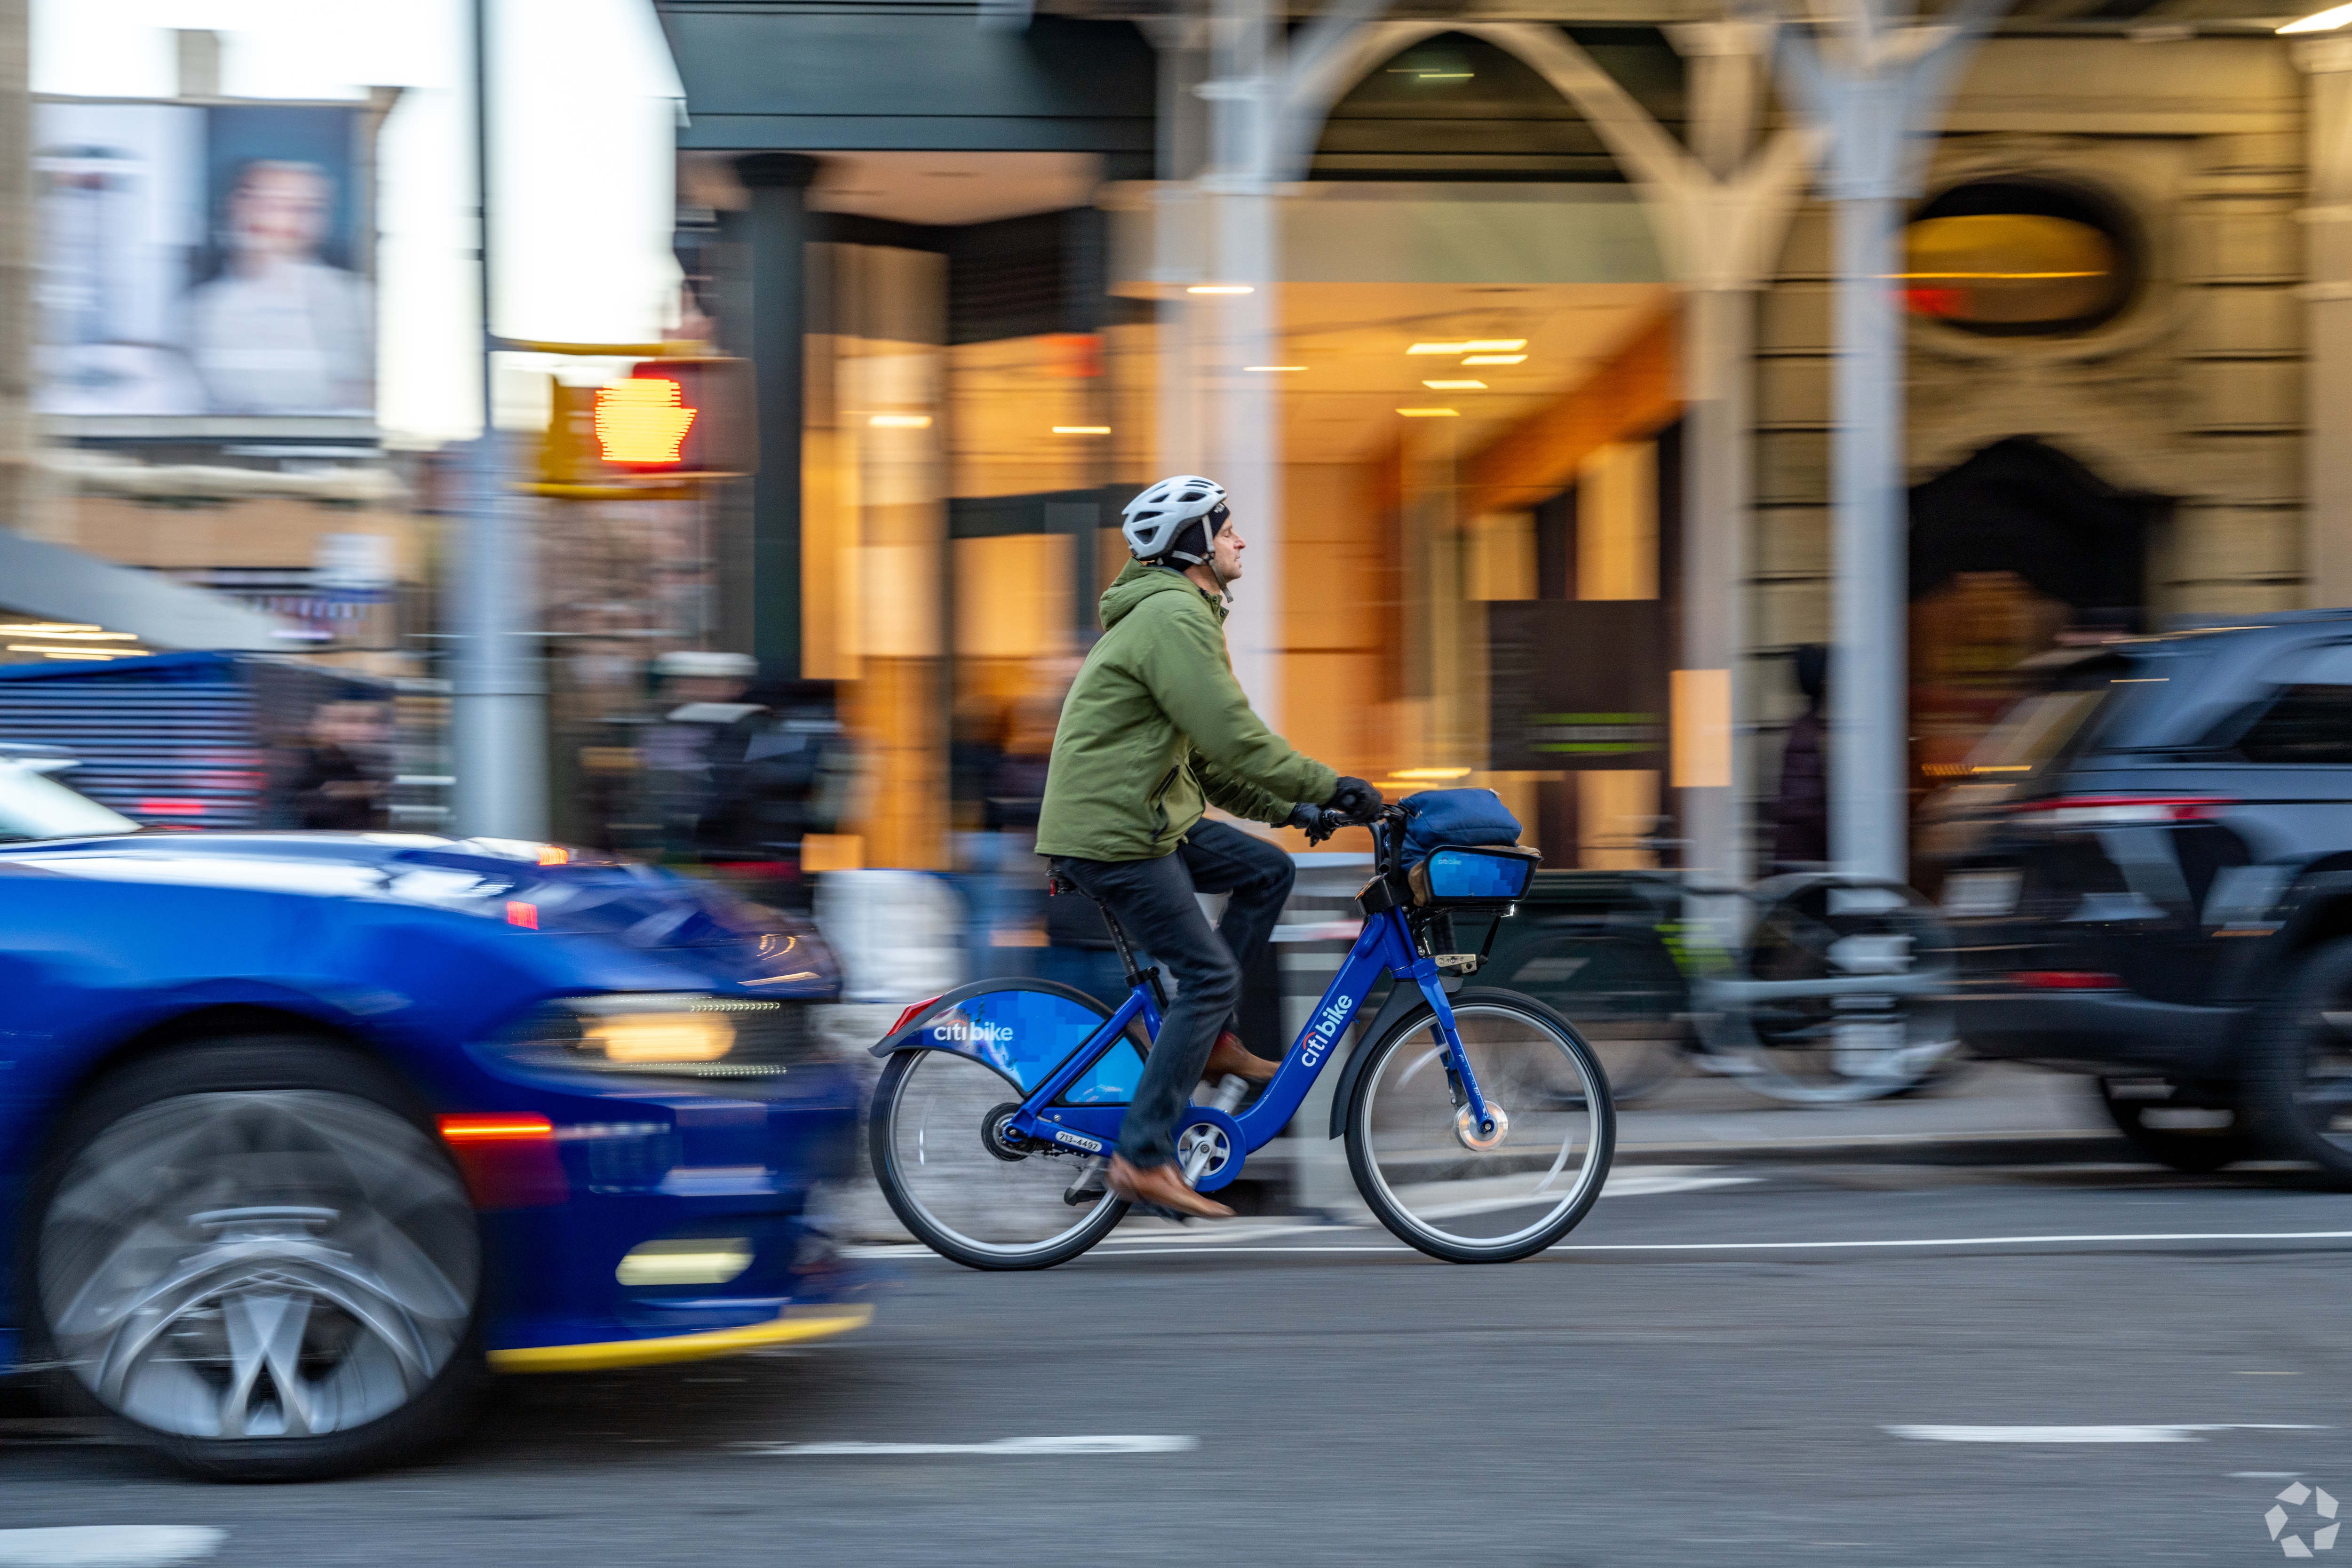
[0,745,865,1480]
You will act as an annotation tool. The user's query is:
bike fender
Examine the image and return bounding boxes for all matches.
[1327,976,1447,1139]
[865,977,1112,1056]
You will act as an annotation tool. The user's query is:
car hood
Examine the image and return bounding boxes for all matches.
[0,831,840,997]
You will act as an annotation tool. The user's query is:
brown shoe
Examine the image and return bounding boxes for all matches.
[1202,1031,1279,1085]
[1107,1155,1235,1219]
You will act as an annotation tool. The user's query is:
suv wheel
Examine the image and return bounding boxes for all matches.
[2247,937,2352,1186]
[2094,1078,2251,1174]
[24,1037,483,1480]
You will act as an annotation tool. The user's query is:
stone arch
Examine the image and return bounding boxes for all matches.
[1278,21,1695,195]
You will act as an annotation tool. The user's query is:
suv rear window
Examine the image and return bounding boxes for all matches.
[2236,685,2352,764]
[1960,685,2113,779]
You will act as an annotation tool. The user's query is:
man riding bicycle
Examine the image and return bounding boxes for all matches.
[1037,475,1380,1219]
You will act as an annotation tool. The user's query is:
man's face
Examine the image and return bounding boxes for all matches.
[229,165,332,261]
[1210,516,1246,583]
[672,675,745,705]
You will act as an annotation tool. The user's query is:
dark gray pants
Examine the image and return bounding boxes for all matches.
[1051,820,1295,1168]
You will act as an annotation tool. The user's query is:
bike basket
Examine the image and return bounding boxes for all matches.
[1407,844,1541,907]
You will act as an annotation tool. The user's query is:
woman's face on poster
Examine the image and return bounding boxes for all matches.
[228,163,332,261]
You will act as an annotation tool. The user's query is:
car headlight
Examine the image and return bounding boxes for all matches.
[485,993,824,1087]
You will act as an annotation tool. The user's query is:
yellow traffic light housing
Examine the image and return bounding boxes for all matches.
[521,342,757,500]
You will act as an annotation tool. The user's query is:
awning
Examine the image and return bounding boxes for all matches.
[0,530,294,653]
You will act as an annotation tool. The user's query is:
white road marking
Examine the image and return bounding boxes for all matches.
[0,1528,226,1567]
[1887,1425,2327,1444]
[842,1168,1753,1258]
[1600,1169,1759,1200]
[739,1435,1196,1457]
[852,1226,2352,1262]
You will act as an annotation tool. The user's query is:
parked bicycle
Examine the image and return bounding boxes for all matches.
[866,804,1615,1269]
[1468,864,1960,1106]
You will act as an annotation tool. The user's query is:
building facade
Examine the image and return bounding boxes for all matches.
[657,0,2325,880]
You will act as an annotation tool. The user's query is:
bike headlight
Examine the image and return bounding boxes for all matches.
[485,993,823,1088]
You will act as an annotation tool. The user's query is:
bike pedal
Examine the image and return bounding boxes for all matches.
[1062,1159,1108,1206]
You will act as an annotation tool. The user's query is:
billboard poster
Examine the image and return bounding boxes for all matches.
[36,101,373,419]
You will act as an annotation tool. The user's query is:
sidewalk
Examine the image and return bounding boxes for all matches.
[1609,1061,2121,1165]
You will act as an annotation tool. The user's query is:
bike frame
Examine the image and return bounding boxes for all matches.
[998,885,1492,1174]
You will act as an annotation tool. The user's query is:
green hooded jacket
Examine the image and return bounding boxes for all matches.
[1035,561,1338,862]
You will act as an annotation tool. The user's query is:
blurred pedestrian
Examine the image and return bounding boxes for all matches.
[641,650,762,858]
[700,678,859,909]
[1772,644,1829,872]
[289,700,388,830]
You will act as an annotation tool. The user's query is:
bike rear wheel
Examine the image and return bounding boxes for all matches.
[1344,993,1614,1264]
[870,1048,1127,1271]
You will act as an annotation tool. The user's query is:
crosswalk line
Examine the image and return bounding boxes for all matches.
[0,1527,226,1568]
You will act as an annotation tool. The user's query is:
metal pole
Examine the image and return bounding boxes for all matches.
[1828,191,1904,881]
[2299,36,2352,607]
[1680,284,1752,891]
[735,153,820,680]
[1206,0,1281,724]
[452,0,547,839]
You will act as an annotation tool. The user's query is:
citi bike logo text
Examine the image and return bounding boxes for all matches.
[929,1019,1012,1047]
[1300,995,1352,1067]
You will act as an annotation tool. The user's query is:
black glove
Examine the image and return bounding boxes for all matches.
[1325,777,1382,820]
[1287,802,1335,846]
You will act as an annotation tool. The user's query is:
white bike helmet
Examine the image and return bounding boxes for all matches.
[1120,475,1228,565]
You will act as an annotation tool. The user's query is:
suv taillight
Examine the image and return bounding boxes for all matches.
[2006,796,2230,829]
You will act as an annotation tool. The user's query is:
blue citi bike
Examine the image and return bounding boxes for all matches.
[867,804,1616,1268]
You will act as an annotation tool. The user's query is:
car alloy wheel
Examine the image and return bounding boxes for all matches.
[37,1084,479,1454]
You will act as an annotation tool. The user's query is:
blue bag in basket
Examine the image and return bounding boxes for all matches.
[1398,788,1523,867]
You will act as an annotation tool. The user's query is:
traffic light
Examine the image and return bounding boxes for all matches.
[533,355,756,498]
[597,358,756,479]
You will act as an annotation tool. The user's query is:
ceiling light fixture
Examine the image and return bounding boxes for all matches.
[1422,379,1486,390]
[1462,354,1527,366]
[1396,407,1459,418]
[867,414,932,429]
[0,624,135,639]
[1465,339,1526,352]
[1186,284,1255,295]
[8,645,141,660]
[1406,342,1472,355]
[1243,366,1304,373]
[1052,425,1112,435]
[2280,3,2352,31]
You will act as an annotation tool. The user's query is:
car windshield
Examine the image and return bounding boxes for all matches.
[0,763,140,842]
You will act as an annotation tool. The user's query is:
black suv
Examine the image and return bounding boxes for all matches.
[1923,616,2352,1178]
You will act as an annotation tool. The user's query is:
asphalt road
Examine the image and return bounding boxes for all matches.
[8,1158,2352,1567]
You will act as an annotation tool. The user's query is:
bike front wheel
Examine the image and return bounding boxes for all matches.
[870,1047,1128,1271]
[1344,993,1614,1263]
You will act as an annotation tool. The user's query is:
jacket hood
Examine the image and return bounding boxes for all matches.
[1099,560,1223,630]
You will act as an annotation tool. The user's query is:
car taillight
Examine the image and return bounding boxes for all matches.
[2011,971,2125,990]
[884,995,944,1041]
[2006,796,2229,829]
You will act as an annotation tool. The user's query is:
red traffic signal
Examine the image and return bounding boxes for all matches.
[592,358,756,478]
